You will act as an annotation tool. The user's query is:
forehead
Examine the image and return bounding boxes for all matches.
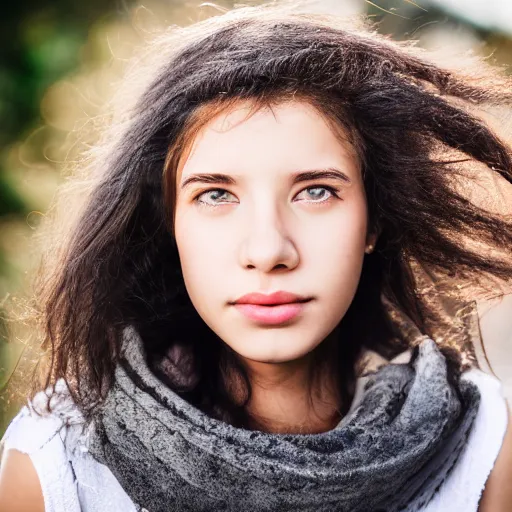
[176,99,360,182]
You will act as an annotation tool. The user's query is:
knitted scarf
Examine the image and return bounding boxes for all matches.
[88,326,480,512]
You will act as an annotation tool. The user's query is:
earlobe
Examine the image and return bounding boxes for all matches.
[365,233,378,254]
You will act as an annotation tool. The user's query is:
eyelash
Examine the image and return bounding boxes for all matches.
[193,185,341,208]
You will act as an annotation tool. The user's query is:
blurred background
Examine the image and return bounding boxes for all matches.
[1,0,511,435]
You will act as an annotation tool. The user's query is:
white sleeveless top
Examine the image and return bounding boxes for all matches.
[0,369,508,512]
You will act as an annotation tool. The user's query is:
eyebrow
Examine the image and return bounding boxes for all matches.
[180,167,352,190]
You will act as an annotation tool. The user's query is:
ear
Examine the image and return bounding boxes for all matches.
[364,231,379,254]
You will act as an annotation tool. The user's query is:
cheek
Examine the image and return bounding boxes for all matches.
[174,210,231,316]
[305,194,368,261]
[303,197,368,312]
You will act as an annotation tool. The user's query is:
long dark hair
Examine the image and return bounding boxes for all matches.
[31,3,512,426]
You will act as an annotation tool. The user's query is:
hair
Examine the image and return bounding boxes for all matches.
[27,2,512,427]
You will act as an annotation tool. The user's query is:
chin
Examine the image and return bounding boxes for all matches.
[230,337,319,364]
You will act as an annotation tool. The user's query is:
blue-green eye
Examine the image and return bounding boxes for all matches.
[195,189,238,206]
[194,185,339,208]
[295,186,338,202]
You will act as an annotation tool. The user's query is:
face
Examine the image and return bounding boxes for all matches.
[174,100,374,366]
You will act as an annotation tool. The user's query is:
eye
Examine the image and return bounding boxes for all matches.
[294,185,339,203]
[195,188,238,207]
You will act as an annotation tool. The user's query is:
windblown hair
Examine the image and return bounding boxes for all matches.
[32,2,512,426]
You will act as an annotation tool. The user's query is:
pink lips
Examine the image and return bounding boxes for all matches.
[232,291,312,325]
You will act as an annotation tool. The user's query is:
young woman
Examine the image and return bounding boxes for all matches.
[1,3,511,511]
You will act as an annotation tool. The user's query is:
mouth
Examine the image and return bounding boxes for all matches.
[231,291,313,325]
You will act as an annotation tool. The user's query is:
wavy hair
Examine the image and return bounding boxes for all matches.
[31,3,512,426]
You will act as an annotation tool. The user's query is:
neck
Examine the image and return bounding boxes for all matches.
[228,335,344,434]
[246,369,343,434]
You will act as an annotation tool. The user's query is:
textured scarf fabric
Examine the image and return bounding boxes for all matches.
[88,326,480,512]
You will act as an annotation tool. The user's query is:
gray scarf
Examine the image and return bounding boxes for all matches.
[88,326,480,512]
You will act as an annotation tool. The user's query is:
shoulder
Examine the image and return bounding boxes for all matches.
[459,368,509,507]
[424,368,509,511]
[0,380,85,512]
[477,384,512,511]
[1,382,138,512]
[0,379,85,456]
[0,448,44,512]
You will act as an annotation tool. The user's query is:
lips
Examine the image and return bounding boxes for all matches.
[233,291,311,306]
[232,291,312,325]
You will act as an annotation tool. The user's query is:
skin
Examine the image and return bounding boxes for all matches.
[174,100,375,433]
[0,449,45,512]
[0,99,510,510]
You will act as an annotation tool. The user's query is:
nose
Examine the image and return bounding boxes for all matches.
[238,204,299,274]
